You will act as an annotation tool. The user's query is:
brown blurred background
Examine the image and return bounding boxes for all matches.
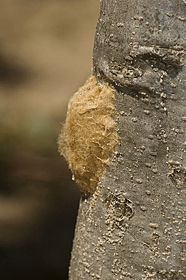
[0,0,99,279]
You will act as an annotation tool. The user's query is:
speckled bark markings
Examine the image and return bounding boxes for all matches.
[69,0,186,279]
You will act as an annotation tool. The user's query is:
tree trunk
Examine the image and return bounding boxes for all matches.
[69,0,186,279]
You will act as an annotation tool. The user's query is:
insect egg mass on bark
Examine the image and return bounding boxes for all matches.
[58,75,119,193]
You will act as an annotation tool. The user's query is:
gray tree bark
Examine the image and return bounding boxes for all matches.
[69,0,186,279]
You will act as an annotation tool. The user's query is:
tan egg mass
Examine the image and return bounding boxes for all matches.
[58,75,119,194]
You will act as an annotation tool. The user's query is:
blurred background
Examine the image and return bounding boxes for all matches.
[0,0,99,279]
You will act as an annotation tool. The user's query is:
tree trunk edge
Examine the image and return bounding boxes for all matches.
[69,1,186,279]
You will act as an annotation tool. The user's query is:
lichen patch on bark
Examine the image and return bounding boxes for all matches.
[58,75,119,193]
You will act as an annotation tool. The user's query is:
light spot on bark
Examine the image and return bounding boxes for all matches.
[149,223,159,229]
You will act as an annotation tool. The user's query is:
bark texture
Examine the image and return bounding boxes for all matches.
[69,0,186,279]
